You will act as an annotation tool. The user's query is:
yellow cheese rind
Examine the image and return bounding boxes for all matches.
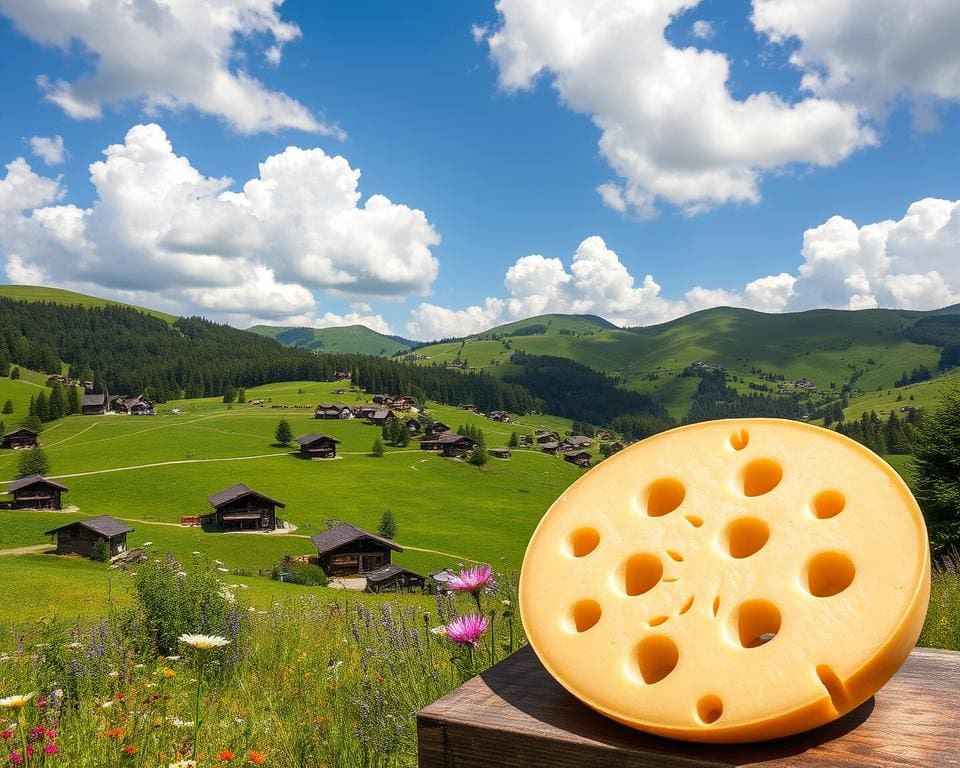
[519,418,930,743]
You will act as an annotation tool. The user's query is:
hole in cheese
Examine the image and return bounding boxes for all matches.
[647,615,669,627]
[807,552,855,597]
[724,517,769,559]
[697,695,724,724]
[568,599,602,633]
[568,527,600,557]
[620,553,663,596]
[712,595,720,617]
[646,478,685,517]
[729,429,749,451]
[812,490,845,520]
[666,550,684,562]
[685,515,703,528]
[678,595,694,615]
[634,635,679,684]
[740,458,783,497]
[815,664,849,714]
[735,599,781,648]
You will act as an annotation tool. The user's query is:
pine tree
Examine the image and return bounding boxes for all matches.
[16,446,49,478]
[377,510,398,539]
[371,438,385,457]
[66,386,81,415]
[223,385,236,404]
[508,431,519,448]
[910,386,960,554]
[1,400,12,415]
[9,367,19,380]
[397,424,410,447]
[22,413,42,433]
[274,418,293,446]
[34,391,49,422]
[237,388,246,403]
[468,445,488,466]
[47,382,65,421]
[91,537,110,562]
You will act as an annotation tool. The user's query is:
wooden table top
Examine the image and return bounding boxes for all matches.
[417,645,960,767]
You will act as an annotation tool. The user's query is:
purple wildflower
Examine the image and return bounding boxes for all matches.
[447,564,494,594]
[443,614,489,647]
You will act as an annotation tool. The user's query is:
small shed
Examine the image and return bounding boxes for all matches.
[295,433,341,458]
[437,432,477,457]
[425,421,451,438]
[314,403,352,420]
[536,431,561,445]
[206,483,285,532]
[1,428,38,450]
[563,435,593,449]
[405,418,422,435]
[364,564,425,593]
[311,523,403,576]
[489,447,512,459]
[539,441,561,455]
[426,568,456,593]
[82,393,107,416]
[8,474,68,509]
[45,515,133,559]
[563,449,592,468]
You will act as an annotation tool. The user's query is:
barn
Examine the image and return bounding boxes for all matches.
[295,433,341,458]
[310,523,402,576]
[45,516,133,559]
[8,475,68,509]
[1,428,38,450]
[205,483,285,532]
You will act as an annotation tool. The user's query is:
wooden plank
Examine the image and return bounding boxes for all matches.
[417,645,960,768]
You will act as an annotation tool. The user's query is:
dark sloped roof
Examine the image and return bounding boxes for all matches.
[45,515,133,538]
[82,393,106,406]
[208,483,286,509]
[365,564,423,583]
[565,436,593,446]
[372,408,391,419]
[8,474,68,493]
[310,523,402,555]
[437,432,475,444]
[3,428,37,438]
[295,433,341,446]
[563,449,591,459]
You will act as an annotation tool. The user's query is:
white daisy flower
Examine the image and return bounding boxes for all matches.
[177,634,230,650]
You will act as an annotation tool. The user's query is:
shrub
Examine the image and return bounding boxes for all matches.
[371,438,385,457]
[274,560,329,586]
[132,553,247,657]
[16,446,49,478]
[468,445,488,466]
[1,399,12,414]
[91,537,110,562]
[9,366,19,380]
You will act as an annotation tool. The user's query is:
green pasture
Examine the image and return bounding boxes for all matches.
[0,284,176,323]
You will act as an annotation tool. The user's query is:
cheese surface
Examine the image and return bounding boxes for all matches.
[519,418,930,743]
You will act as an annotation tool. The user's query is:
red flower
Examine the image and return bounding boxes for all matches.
[218,751,236,762]
[248,751,266,764]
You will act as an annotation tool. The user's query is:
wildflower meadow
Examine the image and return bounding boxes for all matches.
[0,554,520,767]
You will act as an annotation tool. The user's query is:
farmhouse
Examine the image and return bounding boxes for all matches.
[536,431,561,444]
[437,432,477,457]
[110,395,155,415]
[487,410,511,422]
[562,435,593,449]
[425,421,451,438]
[310,523,403,576]
[353,404,380,419]
[563,449,592,468]
[314,403,353,420]
[539,441,561,455]
[295,433,340,459]
[205,483,285,532]
[489,447,512,459]
[404,418,422,435]
[1,428,38,450]
[44,515,133,559]
[364,564,425,593]
[82,393,107,415]
[8,474,68,509]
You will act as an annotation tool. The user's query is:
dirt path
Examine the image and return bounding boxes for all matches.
[0,544,53,556]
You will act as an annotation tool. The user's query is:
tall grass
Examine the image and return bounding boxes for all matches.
[920,550,960,651]
[0,557,520,767]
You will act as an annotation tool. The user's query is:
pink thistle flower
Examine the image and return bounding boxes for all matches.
[443,614,489,647]
[44,744,58,755]
[9,751,23,766]
[447,564,494,594]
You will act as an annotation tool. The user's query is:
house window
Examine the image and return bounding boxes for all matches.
[261,512,270,528]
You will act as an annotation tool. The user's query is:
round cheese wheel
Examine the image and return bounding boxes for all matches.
[520,418,930,743]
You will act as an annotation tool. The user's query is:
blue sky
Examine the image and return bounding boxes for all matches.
[1,0,959,339]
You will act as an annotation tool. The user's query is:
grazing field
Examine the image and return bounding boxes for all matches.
[0,380,584,608]
[0,284,177,323]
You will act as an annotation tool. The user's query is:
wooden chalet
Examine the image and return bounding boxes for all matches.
[539,441,561,455]
[562,435,593,449]
[353,404,381,419]
[1,428,38,450]
[426,568,456,593]
[372,394,393,405]
[8,474,67,509]
[489,447,512,459]
[82,393,107,416]
[487,410,511,422]
[459,404,478,412]
[45,515,133,559]
[334,371,350,381]
[314,403,353,420]
[437,432,477,457]
[205,483,285,532]
[425,421,451,438]
[295,433,341,458]
[536,431,561,445]
[404,418,422,435]
[364,564,425,593]
[310,523,402,576]
[563,449,592,468]
[111,394,155,415]
[370,408,396,426]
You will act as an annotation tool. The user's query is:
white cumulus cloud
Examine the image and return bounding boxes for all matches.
[0,0,336,135]
[691,20,715,39]
[28,135,67,165]
[0,123,440,327]
[477,0,875,216]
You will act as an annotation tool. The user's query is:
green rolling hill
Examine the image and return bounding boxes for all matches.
[248,324,412,356]
[412,306,960,420]
[0,284,177,323]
